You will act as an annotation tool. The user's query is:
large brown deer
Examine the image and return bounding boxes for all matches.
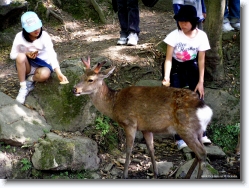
[73,56,213,179]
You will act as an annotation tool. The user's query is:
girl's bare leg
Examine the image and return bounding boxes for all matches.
[15,53,31,82]
[33,67,51,82]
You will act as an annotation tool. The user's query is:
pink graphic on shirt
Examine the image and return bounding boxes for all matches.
[176,51,191,61]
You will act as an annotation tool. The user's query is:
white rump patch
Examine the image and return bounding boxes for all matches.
[196,105,213,131]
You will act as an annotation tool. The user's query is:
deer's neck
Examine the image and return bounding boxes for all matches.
[90,81,117,120]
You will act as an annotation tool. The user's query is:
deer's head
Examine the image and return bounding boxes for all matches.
[73,56,115,96]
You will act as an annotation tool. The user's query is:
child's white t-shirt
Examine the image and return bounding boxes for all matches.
[163,28,210,62]
[10,31,59,70]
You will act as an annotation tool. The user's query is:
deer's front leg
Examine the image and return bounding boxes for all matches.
[123,125,137,179]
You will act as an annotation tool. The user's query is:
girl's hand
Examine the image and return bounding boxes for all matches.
[26,51,38,59]
[162,78,170,87]
[54,67,69,84]
[57,72,69,83]
[194,82,204,99]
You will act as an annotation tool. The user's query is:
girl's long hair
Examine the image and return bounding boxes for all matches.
[22,28,42,42]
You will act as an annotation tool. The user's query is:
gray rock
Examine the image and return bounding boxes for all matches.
[175,158,218,179]
[25,59,98,132]
[149,161,174,176]
[0,92,51,146]
[183,145,226,158]
[205,88,240,125]
[31,132,100,171]
[0,151,12,179]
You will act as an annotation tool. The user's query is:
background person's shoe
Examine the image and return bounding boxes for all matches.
[223,22,234,32]
[231,22,240,30]
[127,32,138,46]
[117,37,127,45]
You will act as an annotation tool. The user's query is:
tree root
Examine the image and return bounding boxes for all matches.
[90,0,107,24]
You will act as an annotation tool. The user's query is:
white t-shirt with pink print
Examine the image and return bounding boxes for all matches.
[163,28,210,62]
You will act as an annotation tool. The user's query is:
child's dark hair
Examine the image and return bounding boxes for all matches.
[177,19,197,31]
[22,28,42,42]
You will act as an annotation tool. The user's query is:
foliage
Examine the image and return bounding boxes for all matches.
[25,0,47,18]
[95,114,119,152]
[21,158,32,171]
[208,123,240,153]
[0,142,17,152]
[52,0,104,22]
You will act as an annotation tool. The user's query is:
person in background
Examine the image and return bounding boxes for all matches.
[116,0,140,46]
[162,5,212,150]
[10,11,68,104]
[222,0,240,32]
[173,0,206,30]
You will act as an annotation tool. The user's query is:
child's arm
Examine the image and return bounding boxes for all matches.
[195,51,205,99]
[201,0,206,14]
[201,0,206,19]
[54,67,68,83]
[162,45,174,86]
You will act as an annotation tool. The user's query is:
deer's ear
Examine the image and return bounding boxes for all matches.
[101,66,116,78]
[93,61,106,73]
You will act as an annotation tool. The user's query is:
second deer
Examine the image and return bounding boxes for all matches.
[73,56,213,179]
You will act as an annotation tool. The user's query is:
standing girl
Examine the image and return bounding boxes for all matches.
[162,5,211,150]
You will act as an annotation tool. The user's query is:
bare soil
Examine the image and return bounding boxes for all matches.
[0,2,240,179]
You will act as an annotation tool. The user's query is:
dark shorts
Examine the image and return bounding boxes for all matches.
[162,58,199,92]
[28,57,53,73]
[170,58,199,91]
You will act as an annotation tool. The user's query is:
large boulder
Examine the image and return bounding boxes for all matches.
[31,132,100,171]
[0,0,27,31]
[204,88,240,125]
[26,59,99,132]
[175,158,218,179]
[0,92,51,146]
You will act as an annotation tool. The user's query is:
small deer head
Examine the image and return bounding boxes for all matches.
[72,56,115,96]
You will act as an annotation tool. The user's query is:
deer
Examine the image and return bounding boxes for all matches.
[72,56,213,179]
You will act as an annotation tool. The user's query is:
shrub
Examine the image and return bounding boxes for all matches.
[208,123,240,154]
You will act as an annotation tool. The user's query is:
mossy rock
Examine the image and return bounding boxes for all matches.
[27,59,97,132]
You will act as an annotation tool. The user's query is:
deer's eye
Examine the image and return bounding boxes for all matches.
[88,79,94,83]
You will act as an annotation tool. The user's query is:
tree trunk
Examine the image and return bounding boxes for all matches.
[204,0,225,82]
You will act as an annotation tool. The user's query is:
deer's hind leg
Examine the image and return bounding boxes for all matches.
[142,131,158,178]
[179,131,207,179]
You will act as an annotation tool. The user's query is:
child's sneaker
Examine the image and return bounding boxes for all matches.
[127,32,138,46]
[26,81,35,92]
[176,140,187,150]
[16,87,30,104]
[201,136,212,144]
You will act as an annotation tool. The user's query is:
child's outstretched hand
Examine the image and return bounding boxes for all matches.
[162,78,170,87]
[26,51,38,59]
[58,74,69,84]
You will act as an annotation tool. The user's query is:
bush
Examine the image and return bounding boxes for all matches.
[208,123,240,154]
[95,115,120,152]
